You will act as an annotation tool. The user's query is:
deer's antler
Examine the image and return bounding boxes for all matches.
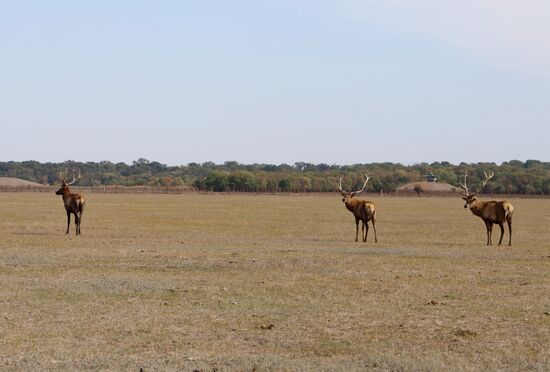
[477,170,494,194]
[338,176,348,195]
[339,175,371,196]
[350,175,370,196]
[65,169,82,186]
[58,168,68,184]
[458,172,471,196]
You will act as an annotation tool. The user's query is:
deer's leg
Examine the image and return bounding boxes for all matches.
[485,221,493,245]
[78,207,83,235]
[355,219,359,242]
[363,221,369,242]
[371,217,378,243]
[66,211,71,235]
[75,214,80,235]
[507,218,512,246]
[497,223,505,245]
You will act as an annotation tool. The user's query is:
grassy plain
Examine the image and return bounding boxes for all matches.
[0,192,549,371]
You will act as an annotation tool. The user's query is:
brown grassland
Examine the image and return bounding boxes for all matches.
[0,193,549,371]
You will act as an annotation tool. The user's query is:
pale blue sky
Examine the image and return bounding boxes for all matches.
[1,1,549,165]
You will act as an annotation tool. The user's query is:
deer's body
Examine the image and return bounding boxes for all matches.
[459,171,514,246]
[339,175,378,243]
[344,197,377,242]
[56,170,85,235]
[464,197,513,246]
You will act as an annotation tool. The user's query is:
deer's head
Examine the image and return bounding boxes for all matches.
[459,171,493,209]
[461,194,478,209]
[338,175,370,206]
[56,169,81,195]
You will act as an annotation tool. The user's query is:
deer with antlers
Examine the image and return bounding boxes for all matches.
[55,169,85,236]
[338,175,378,243]
[459,171,514,246]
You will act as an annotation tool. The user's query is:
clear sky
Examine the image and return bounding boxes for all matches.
[1,0,549,165]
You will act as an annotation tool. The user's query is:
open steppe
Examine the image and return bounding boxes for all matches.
[0,193,549,371]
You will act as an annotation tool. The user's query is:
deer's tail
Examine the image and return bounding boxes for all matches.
[503,201,514,220]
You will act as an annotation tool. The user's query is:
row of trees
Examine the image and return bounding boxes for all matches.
[1,159,550,194]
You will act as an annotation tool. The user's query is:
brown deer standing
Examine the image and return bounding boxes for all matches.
[338,175,378,242]
[56,169,85,236]
[459,171,514,246]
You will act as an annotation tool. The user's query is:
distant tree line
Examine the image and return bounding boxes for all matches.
[1,159,550,195]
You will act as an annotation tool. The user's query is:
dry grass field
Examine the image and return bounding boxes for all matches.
[1,193,549,371]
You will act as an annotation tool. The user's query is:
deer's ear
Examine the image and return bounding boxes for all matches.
[340,191,347,197]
